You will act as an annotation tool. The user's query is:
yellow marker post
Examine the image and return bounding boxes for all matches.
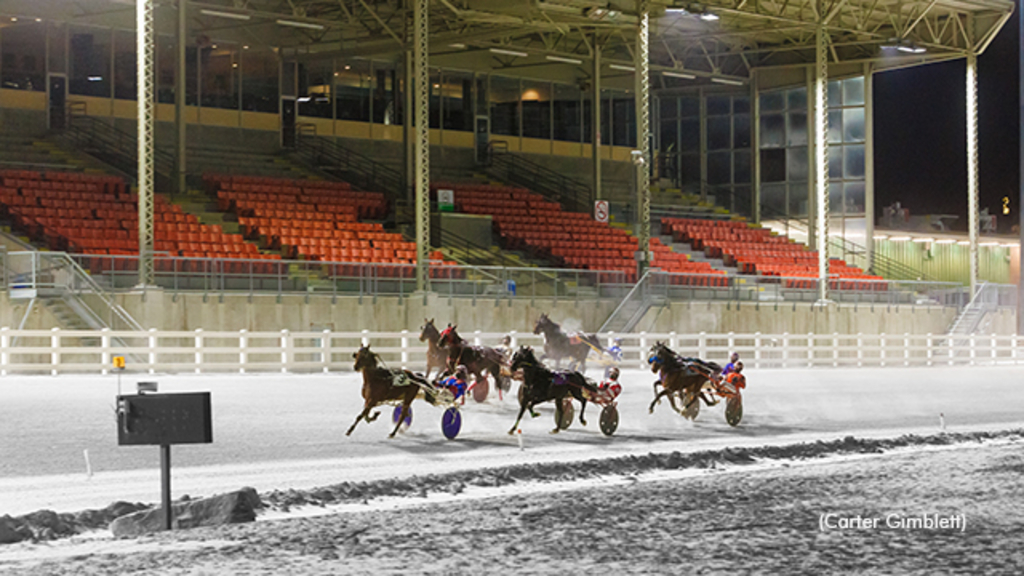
[114,356,126,395]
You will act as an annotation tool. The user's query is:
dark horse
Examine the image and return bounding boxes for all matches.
[508,346,599,434]
[348,345,438,438]
[647,341,720,415]
[437,325,506,398]
[419,318,448,380]
[533,313,603,372]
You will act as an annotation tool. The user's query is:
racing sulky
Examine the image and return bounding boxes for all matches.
[647,341,721,416]
[348,344,439,438]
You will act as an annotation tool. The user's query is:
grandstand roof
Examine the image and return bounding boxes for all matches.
[2,0,1013,88]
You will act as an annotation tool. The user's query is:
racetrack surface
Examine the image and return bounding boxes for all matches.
[1,365,1022,516]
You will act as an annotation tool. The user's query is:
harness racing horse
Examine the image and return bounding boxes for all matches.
[508,346,599,434]
[418,318,448,380]
[647,341,721,416]
[532,313,603,372]
[348,345,438,438]
[437,325,508,400]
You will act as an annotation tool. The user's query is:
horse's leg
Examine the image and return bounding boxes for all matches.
[578,396,588,427]
[346,403,373,436]
[389,397,412,438]
[508,402,529,435]
[648,388,672,414]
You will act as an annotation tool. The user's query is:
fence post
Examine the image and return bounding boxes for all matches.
[101,328,111,375]
[400,330,409,368]
[781,332,789,369]
[361,329,369,347]
[669,331,677,351]
[639,332,647,369]
[727,332,735,357]
[281,329,291,373]
[969,334,976,365]
[51,327,60,376]
[148,328,158,374]
[698,331,706,360]
[947,334,954,366]
[926,333,932,367]
[903,333,909,367]
[239,329,247,374]
[474,330,481,346]
[832,332,839,367]
[991,333,997,363]
[807,332,813,368]
[194,329,203,374]
[322,329,331,373]
[753,332,761,369]
[879,333,886,367]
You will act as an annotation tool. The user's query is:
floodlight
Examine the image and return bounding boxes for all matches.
[200,9,251,21]
[547,55,583,65]
[711,77,743,86]
[490,48,529,58]
[276,19,325,30]
[609,64,635,72]
[663,71,696,79]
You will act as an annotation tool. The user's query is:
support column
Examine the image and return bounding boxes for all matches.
[699,89,707,202]
[806,66,816,249]
[813,18,830,302]
[967,51,980,297]
[864,63,875,272]
[592,36,602,201]
[137,0,155,287]
[413,0,430,292]
[404,50,414,206]
[1018,2,1024,334]
[635,0,651,276]
[175,0,187,197]
[751,70,761,224]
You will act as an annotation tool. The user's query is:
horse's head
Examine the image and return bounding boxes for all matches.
[647,341,667,374]
[509,345,537,373]
[352,345,379,371]
[419,318,438,343]
[438,324,459,348]
[533,313,550,335]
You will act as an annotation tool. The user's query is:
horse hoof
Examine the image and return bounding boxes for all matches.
[549,429,560,434]
[580,420,587,426]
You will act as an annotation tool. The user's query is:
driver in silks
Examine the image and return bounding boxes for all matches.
[719,361,746,397]
[440,365,469,403]
[496,334,514,363]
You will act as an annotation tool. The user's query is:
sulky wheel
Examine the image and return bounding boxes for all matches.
[680,392,700,421]
[472,378,489,403]
[599,404,619,436]
[392,406,413,429]
[441,407,462,440]
[555,398,575,430]
[725,396,743,427]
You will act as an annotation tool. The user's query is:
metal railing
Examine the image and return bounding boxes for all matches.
[0,328,1018,375]
[486,143,591,214]
[293,126,405,201]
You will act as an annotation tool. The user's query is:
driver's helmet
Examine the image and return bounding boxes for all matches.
[734,361,744,373]
[613,338,623,346]
[730,352,740,362]
[502,335,512,346]
[607,367,620,381]
[455,365,469,380]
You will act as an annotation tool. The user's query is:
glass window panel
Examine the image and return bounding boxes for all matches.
[185,47,198,105]
[733,115,750,148]
[708,116,731,150]
[787,112,807,146]
[371,62,399,125]
[522,80,551,139]
[762,183,787,215]
[708,151,731,185]
[843,107,865,142]
[680,119,699,152]
[612,93,635,147]
[659,119,678,152]
[828,80,841,107]
[490,76,520,136]
[680,96,699,117]
[475,74,487,115]
[680,153,701,185]
[829,146,843,178]
[761,149,786,182]
[760,114,785,148]
[844,181,865,213]
[827,110,842,143]
[113,30,136,100]
[429,68,441,129]
[241,47,279,113]
[760,91,784,112]
[69,26,111,97]
[157,36,175,104]
[2,23,44,91]
[788,184,808,217]
[281,61,296,97]
[844,144,865,178]
[786,88,806,111]
[203,43,240,110]
[734,150,751,183]
[582,95,592,143]
[47,23,67,75]
[600,92,611,144]
[659,97,678,120]
[707,95,730,115]
[334,60,370,121]
[787,146,808,180]
[444,70,473,132]
[733,96,750,114]
[843,77,865,106]
[829,182,843,212]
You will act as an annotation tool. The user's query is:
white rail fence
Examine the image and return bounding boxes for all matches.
[0,328,1021,375]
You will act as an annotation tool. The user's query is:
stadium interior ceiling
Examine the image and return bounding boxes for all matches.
[2,0,1013,88]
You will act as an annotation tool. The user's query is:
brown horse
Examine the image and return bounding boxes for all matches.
[437,325,507,399]
[419,318,448,379]
[347,345,438,438]
[647,341,720,415]
[533,313,602,372]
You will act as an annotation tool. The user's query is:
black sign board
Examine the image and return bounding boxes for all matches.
[117,392,213,446]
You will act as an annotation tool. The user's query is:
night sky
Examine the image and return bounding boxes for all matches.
[874,10,1019,233]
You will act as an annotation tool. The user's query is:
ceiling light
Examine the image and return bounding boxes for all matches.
[243,45,249,50]
[609,64,635,72]
[489,48,529,58]
[934,239,956,245]
[699,12,720,21]
[200,9,251,21]
[882,37,926,54]
[980,241,1000,247]
[889,236,911,242]
[912,237,934,243]
[276,19,325,30]
[546,55,583,65]
[663,71,696,79]
[873,235,888,240]
[957,240,970,246]
[35,18,42,22]
[711,77,743,86]
[449,43,466,49]
[584,7,620,21]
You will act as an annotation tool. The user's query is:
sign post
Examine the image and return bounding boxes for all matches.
[594,200,609,224]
